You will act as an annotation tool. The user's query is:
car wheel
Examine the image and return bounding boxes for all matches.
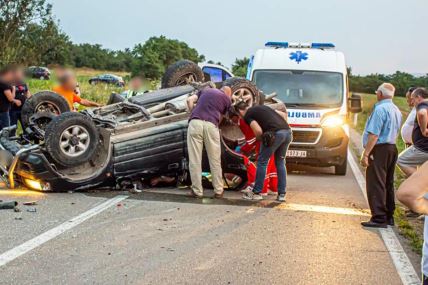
[21,91,71,132]
[39,75,45,80]
[161,60,204,88]
[90,80,96,85]
[334,152,348,176]
[222,77,262,107]
[45,112,98,167]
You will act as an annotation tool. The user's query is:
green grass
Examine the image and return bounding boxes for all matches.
[355,93,423,253]
[27,68,155,105]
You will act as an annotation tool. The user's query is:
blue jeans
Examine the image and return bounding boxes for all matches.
[0,112,10,131]
[253,129,292,195]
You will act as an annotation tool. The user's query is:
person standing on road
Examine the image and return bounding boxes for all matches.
[0,65,20,131]
[401,87,417,146]
[396,162,428,284]
[186,86,232,198]
[397,88,428,177]
[360,83,402,228]
[53,70,102,111]
[9,67,31,135]
[234,102,292,202]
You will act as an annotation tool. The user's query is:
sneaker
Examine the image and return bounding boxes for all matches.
[276,194,286,203]
[242,192,263,201]
[260,192,268,197]
[268,190,277,196]
[241,185,254,194]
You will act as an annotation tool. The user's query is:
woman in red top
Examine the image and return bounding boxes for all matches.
[237,118,278,195]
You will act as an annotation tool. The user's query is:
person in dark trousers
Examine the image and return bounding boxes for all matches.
[0,65,20,131]
[360,83,402,228]
[9,67,31,135]
[234,101,292,202]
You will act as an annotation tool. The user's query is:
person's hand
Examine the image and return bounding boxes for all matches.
[360,152,370,168]
[13,99,22,107]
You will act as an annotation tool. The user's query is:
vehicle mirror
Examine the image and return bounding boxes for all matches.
[348,93,362,113]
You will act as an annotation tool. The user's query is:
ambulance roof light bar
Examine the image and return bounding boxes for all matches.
[265,42,335,49]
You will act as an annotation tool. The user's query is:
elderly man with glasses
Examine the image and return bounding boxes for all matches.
[360,83,402,228]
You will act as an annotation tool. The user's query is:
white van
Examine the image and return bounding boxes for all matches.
[247,42,361,175]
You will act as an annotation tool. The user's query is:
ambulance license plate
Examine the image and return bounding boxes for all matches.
[286,150,307,158]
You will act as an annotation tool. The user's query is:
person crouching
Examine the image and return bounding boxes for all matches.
[234,102,292,202]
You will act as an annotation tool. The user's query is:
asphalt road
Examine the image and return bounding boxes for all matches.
[0,163,421,285]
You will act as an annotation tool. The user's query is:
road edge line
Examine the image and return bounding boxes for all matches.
[348,149,420,285]
[0,195,128,267]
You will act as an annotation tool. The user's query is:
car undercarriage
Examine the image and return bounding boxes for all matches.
[0,61,283,192]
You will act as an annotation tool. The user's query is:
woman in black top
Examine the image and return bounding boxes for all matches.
[9,69,31,135]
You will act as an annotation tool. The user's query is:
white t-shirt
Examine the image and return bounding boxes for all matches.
[401,108,417,144]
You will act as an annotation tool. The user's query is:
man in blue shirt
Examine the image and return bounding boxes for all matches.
[360,83,402,228]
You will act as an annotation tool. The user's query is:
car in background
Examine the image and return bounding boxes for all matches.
[88,74,125,87]
[26,66,50,80]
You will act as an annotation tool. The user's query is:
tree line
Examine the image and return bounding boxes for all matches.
[1,0,426,93]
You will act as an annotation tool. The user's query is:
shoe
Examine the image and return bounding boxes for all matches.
[213,192,224,199]
[361,221,387,228]
[276,194,286,203]
[242,192,263,201]
[260,193,268,197]
[387,217,395,226]
[241,185,253,194]
[186,190,203,198]
[268,190,277,196]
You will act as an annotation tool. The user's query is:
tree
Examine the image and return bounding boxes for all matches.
[0,0,71,66]
[131,36,205,79]
[232,57,250,77]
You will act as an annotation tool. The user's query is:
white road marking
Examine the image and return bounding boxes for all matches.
[0,195,128,267]
[281,203,369,216]
[348,149,420,285]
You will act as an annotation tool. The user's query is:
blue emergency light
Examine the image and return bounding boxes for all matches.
[265,42,335,49]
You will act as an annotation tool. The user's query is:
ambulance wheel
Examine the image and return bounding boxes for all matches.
[334,154,347,176]
[161,60,204,88]
[45,112,98,167]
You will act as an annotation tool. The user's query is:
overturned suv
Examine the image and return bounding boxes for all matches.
[0,61,280,192]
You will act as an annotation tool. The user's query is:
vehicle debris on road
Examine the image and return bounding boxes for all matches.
[0,200,18,210]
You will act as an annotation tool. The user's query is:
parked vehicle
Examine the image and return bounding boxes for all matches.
[25,66,50,80]
[247,42,362,175]
[0,61,277,192]
[89,74,125,87]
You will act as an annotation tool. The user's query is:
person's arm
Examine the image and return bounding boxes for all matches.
[4,87,21,107]
[249,121,263,141]
[80,98,102,107]
[397,161,428,214]
[360,133,378,167]
[276,110,288,121]
[186,94,198,112]
[417,109,428,137]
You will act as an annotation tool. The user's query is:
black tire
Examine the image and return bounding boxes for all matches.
[222,77,261,107]
[334,152,348,176]
[44,112,98,167]
[161,60,204,88]
[21,91,71,131]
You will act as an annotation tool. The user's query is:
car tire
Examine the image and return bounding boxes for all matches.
[222,77,261,107]
[21,91,71,131]
[45,112,98,167]
[334,153,347,176]
[161,60,204,88]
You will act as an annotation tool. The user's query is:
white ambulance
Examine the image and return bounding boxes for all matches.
[247,42,362,175]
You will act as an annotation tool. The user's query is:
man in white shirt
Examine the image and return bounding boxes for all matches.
[401,87,417,145]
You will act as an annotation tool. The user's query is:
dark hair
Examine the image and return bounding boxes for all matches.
[407,87,417,94]
[0,64,18,76]
[413,87,428,99]
[233,101,249,114]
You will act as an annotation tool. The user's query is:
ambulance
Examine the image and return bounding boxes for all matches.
[247,42,362,175]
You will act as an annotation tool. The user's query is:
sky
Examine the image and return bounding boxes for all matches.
[51,0,427,75]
